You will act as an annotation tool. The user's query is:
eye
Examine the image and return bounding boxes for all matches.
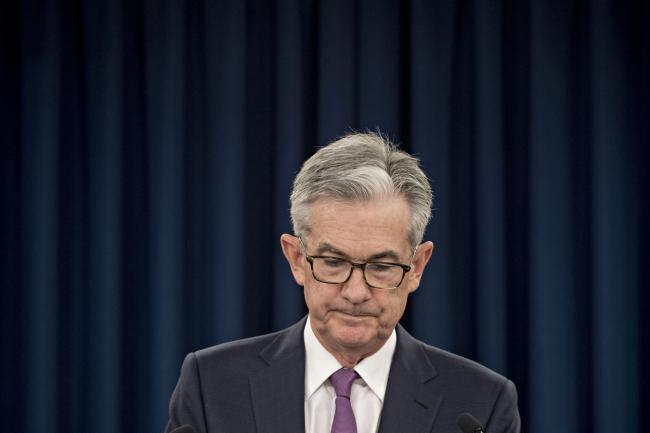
[322,257,346,268]
[367,263,393,273]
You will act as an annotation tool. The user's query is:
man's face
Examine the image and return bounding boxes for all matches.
[281,196,433,364]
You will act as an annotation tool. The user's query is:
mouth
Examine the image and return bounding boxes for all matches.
[336,310,375,318]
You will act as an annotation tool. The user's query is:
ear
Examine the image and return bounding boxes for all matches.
[406,241,434,293]
[280,234,306,286]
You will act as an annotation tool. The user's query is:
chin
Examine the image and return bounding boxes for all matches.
[332,325,375,348]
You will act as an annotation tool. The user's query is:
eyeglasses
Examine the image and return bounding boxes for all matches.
[299,238,414,290]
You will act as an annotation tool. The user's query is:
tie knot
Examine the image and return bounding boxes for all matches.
[330,368,359,398]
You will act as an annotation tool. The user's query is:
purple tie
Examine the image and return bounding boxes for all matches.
[330,368,359,433]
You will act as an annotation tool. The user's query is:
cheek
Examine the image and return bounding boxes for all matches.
[377,293,409,326]
[304,282,334,315]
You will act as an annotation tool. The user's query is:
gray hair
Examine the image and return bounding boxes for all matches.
[290,132,432,248]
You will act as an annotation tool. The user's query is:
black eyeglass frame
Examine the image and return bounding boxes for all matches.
[304,255,412,290]
[299,237,414,290]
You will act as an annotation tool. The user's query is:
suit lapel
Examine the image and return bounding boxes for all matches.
[377,325,442,433]
[247,319,441,433]
[249,318,307,433]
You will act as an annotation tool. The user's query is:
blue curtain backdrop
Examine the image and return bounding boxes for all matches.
[1,1,648,433]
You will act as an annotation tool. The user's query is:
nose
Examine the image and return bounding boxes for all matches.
[340,266,372,304]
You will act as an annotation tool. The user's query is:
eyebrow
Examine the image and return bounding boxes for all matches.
[313,242,402,262]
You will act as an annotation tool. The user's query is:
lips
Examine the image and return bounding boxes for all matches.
[336,310,376,318]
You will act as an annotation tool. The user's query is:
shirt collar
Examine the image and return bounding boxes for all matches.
[303,315,397,402]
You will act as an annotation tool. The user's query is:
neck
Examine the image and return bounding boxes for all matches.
[309,319,385,368]
[332,351,365,369]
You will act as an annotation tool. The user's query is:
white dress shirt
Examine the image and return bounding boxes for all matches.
[304,316,396,433]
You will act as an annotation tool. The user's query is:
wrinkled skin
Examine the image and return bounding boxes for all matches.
[281,196,433,367]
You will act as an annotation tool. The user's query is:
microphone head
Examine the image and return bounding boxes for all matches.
[170,425,195,433]
[457,412,485,433]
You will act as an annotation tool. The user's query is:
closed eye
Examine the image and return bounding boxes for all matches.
[367,263,393,272]
[321,257,347,268]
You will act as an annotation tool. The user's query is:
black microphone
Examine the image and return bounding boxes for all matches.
[170,425,195,433]
[457,412,485,433]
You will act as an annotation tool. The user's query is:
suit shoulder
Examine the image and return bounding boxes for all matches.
[394,329,520,431]
[190,318,306,377]
[416,339,511,387]
[193,328,285,367]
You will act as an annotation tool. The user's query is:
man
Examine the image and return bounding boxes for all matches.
[165,132,520,433]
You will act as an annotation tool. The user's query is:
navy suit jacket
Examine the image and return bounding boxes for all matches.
[165,317,520,433]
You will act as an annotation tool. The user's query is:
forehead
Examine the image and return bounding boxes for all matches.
[306,197,412,257]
